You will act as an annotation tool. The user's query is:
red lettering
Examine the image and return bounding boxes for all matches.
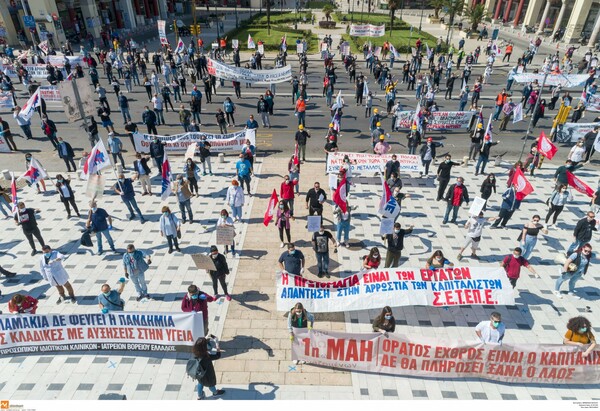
[281,273,289,285]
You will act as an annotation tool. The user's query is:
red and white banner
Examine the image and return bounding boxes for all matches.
[333,176,348,213]
[395,111,473,130]
[566,171,595,197]
[133,129,256,154]
[512,73,588,87]
[349,24,385,37]
[263,189,278,226]
[512,168,534,201]
[0,312,204,356]
[326,152,422,175]
[38,85,61,102]
[158,20,168,45]
[276,267,515,312]
[291,329,600,384]
[537,131,557,159]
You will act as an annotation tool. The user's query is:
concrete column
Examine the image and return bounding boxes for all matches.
[503,0,514,22]
[522,0,544,28]
[588,9,600,46]
[564,0,593,44]
[484,0,496,14]
[552,0,567,35]
[513,0,526,27]
[118,0,136,30]
[537,0,550,33]
[143,0,151,18]
[80,0,101,38]
[493,0,503,20]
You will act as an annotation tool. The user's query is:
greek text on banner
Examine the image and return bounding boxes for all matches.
[292,329,600,384]
[277,267,515,313]
[395,111,473,130]
[133,129,255,154]
[207,58,292,84]
[326,152,422,175]
[0,312,204,356]
[349,24,386,37]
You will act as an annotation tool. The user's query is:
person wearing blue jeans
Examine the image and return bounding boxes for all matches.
[174,176,194,223]
[334,206,351,247]
[226,180,244,222]
[235,154,253,195]
[555,244,593,299]
[122,244,151,301]
[312,226,336,278]
[475,138,499,175]
[86,202,116,255]
[114,175,146,222]
[519,215,547,260]
[566,213,597,255]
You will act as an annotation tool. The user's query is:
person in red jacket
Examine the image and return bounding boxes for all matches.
[8,294,38,314]
[181,284,215,335]
[280,175,298,216]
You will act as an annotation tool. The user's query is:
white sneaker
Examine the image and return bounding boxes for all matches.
[292,360,299,365]
[568,292,581,300]
[280,242,285,248]
[554,290,563,299]
[336,242,341,247]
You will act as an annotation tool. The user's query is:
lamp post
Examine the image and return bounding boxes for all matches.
[445,0,455,46]
[215,2,220,39]
[419,0,424,33]
[235,0,239,28]
[518,62,550,162]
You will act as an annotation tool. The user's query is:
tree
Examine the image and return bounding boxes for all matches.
[267,0,271,35]
[429,0,445,19]
[389,0,401,36]
[323,4,334,21]
[463,3,488,33]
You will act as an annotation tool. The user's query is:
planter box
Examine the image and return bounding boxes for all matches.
[319,21,336,29]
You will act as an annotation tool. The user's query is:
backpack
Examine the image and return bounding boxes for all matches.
[185,357,207,380]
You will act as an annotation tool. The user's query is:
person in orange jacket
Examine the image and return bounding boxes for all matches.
[503,43,513,62]
[295,96,306,127]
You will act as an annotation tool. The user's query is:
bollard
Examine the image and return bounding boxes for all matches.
[2,169,10,180]
[462,156,469,167]
[219,153,225,163]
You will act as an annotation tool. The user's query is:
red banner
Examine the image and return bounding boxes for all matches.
[566,171,595,197]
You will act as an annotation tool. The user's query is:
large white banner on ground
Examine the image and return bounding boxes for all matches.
[512,73,589,87]
[38,85,61,102]
[556,122,600,143]
[47,55,87,68]
[0,64,68,79]
[277,267,515,312]
[326,152,422,175]
[349,24,386,37]
[0,312,204,356]
[207,58,292,84]
[291,329,600,384]
[133,129,256,154]
[395,111,473,130]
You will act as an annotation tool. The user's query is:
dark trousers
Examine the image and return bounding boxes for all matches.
[147,124,157,134]
[421,159,432,175]
[23,227,45,251]
[188,176,198,194]
[4,134,16,150]
[210,273,228,295]
[437,178,449,201]
[112,152,125,168]
[166,234,179,251]
[226,112,235,125]
[278,226,291,243]
[62,156,76,171]
[178,199,193,222]
[385,250,401,268]
[123,197,144,219]
[492,208,515,227]
[545,204,564,224]
[309,206,323,216]
[61,197,79,216]
[238,175,251,194]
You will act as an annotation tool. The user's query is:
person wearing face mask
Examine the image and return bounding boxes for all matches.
[419,138,443,177]
[97,281,126,313]
[159,206,181,254]
[384,155,400,181]
[275,201,294,247]
[149,136,165,175]
[479,173,496,211]
[426,250,454,270]
[172,175,194,224]
[288,156,301,196]
[207,245,231,300]
[181,284,216,335]
[288,302,314,364]
[306,182,327,218]
[57,137,76,172]
[196,137,213,176]
[312,224,336,278]
[8,293,38,314]
[122,243,152,301]
[280,175,298,217]
[362,247,382,271]
[567,212,597,255]
[86,201,116,255]
[235,154,253,196]
[183,158,201,197]
[475,135,499,176]
[554,159,583,190]
[54,174,80,218]
[475,312,505,345]
[217,209,236,255]
[14,201,45,256]
[133,153,153,195]
[556,244,593,299]
[39,245,76,304]
[114,173,146,222]
[278,243,305,276]
[372,306,396,334]
[226,179,245,223]
[500,247,539,289]
[568,140,587,166]
[436,154,461,201]
[563,316,596,358]
[442,177,470,225]
[382,223,413,268]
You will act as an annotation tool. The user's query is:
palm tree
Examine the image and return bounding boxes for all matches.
[323,4,334,22]
[463,4,488,32]
[429,0,445,19]
[389,0,401,36]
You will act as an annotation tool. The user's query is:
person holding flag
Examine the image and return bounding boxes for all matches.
[491,168,532,229]
[23,154,48,194]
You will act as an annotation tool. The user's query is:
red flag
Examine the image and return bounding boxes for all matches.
[566,171,595,197]
[293,143,299,166]
[378,176,391,214]
[537,131,557,160]
[10,172,18,215]
[512,168,534,201]
[263,189,279,226]
[333,177,348,213]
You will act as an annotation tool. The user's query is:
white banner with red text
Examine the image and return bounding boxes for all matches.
[326,152,423,175]
[349,24,386,37]
[133,129,255,154]
[512,73,589,87]
[207,58,292,84]
[395,111,474,130]
[0,312,204,356]
[277,267,515,313]
[291,329,600,384]
[38,85,61,102]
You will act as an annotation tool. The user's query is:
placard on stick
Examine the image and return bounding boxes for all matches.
[191,253,216,270]
[216,225,235,245]
[307,216,321,232]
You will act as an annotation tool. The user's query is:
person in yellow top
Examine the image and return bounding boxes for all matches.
[385,81,398,94]
[564,316,596,358]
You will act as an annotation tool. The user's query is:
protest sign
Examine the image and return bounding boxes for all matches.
[133,129,255,154]
[232,39,239,49]
[307,216,321,233]
[0,312,203,356]
[276,267,514,312]
[216,225,235,245]
[395,111,473,130]
[85,174,105,199]
[512,73,588,87]
[349,24,386,37]
[158,20,168,45]
[326,152,422,175]
[468,197,486,216]
[379,218,394,235]
[38,85,61,102]
[207,58,292,84]
[291,329,600,384]
[556,123,600,143]
[296,42,304,54]
[47,55,87,68]
[0,92,14,109]
[191,253,216,271]
[257,44,264,54]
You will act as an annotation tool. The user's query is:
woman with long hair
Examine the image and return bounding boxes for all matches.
[425,250,454,270]
[480,173,496,211]
[372,306,396,333]
[191,337,225,400]
[563,316,596,358]
[287,302,315,364]
[276,200,294,247]
[362,247,381,270]
[183,158,201,196]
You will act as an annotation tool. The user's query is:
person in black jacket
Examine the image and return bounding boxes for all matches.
[443,177,470,224]
[419,138,443,177]
[191,337,225,400]
[475,136,500,175]
[54,175,80,218]
[208,245,231,300]
[57,137,76,171]
[295,125,311,162]
[445,73,457,99]
[382,222,413,268]
[469,122,484,161]
[149,137,165,174]
[142,106,158,135]
[124,120,138,149]
[305,182,327,216]
[384,154,400,180]
[133,153,153,195]
[436,154,461,201]
[480,173,497,211]
[567,212,597,254]
[85,116,100,147]
[14,202,45,255]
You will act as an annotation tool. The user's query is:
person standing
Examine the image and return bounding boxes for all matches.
[491,184,521,229]
[475,312,505,345]
[226,179,245,222]
[554,160,583,189]
[14,201,45,256]
[0,116,16,151]
[556,244,593,299]
[568,140,587,166]
[275,200,294,247]
[159,206,181,254]
[295,125,311,163]
[479,173,496,210]
[114,173,146,222]
[142,106,158,135]
[56,137,76,172]
[278,243,305,276]
[305,182,327,218]
[39,245,76,304]
[107,132,126,169]
[133,153,152,195]
[207,245,231,300]
[333,204,351,247]
[197,137,213,176]
[235,154,253,196]
[183,158,201,197]
[545,185,571,227]
[312,224,336,278]
[257,95,271,128]
[382,222,413,268]
[436,154,461,201]
[295,96,306,127]
[13,107,33,139]
[118,92,131,123]
[419,138,443,177]
[98,280,126,313]
[567,212,597,254]
[384,154,400,181]
[287,302,314,365]
[190,337,226,400]
[457,212,489,261]
[217,209,236,255]
[182,284,215,335]
[172,175,194,224]
[475,136,499,176]
[149,136,165,174]
[372,307,396,334]
[500,247,540,289]
[55,174,80,218]
[443,177,470,224]
[86,201,116,255]
[122,243,152,301]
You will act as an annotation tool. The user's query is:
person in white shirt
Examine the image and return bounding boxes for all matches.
[159,206,181,254]
[568,140,587,166]
[226,180,245,222]
[475,312,505,345]
[151,93,165,125]
[457,212,488,261]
